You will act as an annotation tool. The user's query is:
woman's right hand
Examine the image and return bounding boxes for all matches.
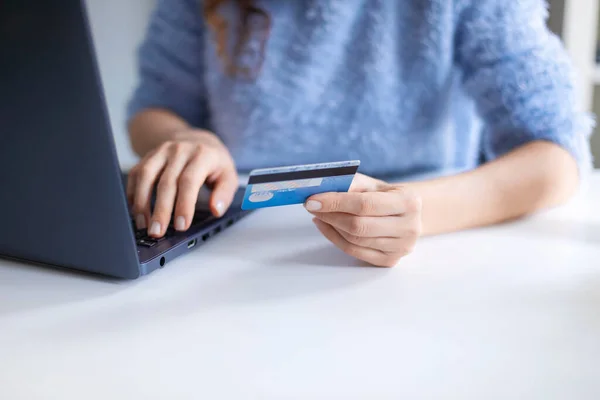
[127,130,238,238]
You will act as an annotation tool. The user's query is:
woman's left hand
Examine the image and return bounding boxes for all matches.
[305,174,422,267]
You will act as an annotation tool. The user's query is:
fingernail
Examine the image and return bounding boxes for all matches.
[305,200,322,211]
[175,216,186,231]
[136,214,146,230]
[149,221,161,236]
[215,201,225,217]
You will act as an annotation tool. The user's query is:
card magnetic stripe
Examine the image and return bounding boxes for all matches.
[247,165,359,184]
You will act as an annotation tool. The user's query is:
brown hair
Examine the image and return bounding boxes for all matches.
[203,0,271,79]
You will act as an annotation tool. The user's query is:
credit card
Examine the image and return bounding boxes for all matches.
[241,160,360,210]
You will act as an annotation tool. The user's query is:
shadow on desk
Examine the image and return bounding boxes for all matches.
[152,220,396,317]
[0,243,394,342]
[0,245,390,326]
[0,258,134,317]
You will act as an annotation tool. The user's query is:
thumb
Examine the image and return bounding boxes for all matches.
[349,173,389,192]
[209,169,239,217]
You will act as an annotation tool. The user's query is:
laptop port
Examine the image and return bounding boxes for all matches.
[226,219,234,227]
[214,226,222,234]
[187,239,197,249]
[202,233,209,241]
[160,257,166,267]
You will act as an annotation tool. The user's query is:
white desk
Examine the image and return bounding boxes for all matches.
[1,175,599,400]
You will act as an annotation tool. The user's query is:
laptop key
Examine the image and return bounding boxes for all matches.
[137,239,157,248]
[140,235,167,243]
[193,211,214,223]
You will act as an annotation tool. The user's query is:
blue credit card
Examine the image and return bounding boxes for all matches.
[241,160,360,210]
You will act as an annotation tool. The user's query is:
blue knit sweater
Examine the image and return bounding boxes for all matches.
[128,0,593,178]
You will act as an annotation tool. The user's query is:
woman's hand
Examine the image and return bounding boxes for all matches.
[127,130,238,238]
[305,174,422,267]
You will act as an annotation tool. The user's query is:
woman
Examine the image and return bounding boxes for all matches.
[126,0,593,267]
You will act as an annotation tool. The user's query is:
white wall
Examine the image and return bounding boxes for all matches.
[85,0,155,170]
[548,0,600,167]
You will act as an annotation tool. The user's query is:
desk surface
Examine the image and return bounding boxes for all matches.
[1,175,599,400]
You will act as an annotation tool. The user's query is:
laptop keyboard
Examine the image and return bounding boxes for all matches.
[131,211,214,248]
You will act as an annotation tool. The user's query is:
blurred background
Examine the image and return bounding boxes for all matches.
[85,0,600,171]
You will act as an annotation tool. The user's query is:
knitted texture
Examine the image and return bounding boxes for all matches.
[128,0,593,178]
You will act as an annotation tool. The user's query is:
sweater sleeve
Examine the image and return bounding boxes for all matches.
[454,0,594,178]
[127,0,207,127]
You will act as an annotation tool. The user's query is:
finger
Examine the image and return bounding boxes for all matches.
[307,188,420,217]
[149,148,193,237]
[132,151,169,230]
[209,168,238,217]
[126,167,137,209]
[312,219,397,267]
[127,167,146,230]
[334,228,401,253]
[312,212,404,238]
[172,155,212,231]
